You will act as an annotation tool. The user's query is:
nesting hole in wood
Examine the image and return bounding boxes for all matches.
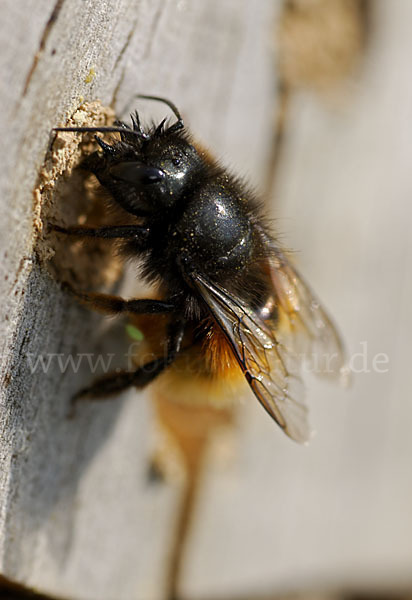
[33,100,124,290]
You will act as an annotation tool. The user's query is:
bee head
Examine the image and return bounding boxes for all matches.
[62,97,206,216]
[54,96,207,216]
[106,126,205,210]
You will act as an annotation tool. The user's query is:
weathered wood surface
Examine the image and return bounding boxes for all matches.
[1,1,412,600]
[0,1,274,599]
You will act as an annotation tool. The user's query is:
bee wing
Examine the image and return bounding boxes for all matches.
[268,251,347,382]
[192,273,310,443]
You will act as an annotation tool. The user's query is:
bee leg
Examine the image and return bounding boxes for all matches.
[71,318,186,404]
[51,224,150,243]
[62,284,176,316]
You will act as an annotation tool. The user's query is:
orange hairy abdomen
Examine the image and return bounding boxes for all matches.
[129,314,245,408]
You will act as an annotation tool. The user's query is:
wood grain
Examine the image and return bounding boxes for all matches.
[0,1,275,598]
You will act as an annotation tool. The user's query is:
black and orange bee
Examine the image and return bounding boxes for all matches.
[53,95,345,443]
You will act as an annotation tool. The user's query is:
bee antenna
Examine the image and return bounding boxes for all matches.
[54,96,184,140]
[137,95,184,133]
[53,125,144,137]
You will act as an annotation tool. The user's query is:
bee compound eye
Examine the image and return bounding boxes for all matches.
[109,162,165,186]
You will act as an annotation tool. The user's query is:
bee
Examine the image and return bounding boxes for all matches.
[53,95,345,443]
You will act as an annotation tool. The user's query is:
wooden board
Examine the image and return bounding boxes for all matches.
[2,1,412,599]
[0,1,275,598]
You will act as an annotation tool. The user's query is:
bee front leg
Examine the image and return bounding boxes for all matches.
[62,284,176,316]
[71,318,186,407]
[51,224,150,243]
